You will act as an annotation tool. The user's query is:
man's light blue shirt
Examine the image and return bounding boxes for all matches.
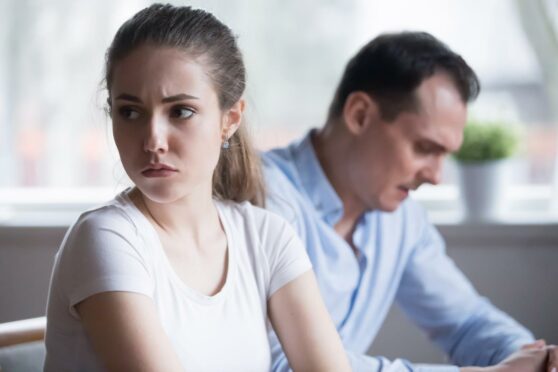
[262,131,534,372]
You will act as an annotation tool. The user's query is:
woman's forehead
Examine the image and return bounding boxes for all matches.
[111,46,216,101]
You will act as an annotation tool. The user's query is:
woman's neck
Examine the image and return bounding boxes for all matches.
[128,186,221,249]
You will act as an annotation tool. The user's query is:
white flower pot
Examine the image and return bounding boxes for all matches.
[457,159,512,222]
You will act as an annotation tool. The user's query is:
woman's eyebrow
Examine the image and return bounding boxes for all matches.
[162,93,199,103]
[113,93,200,103]
[115,93,142,102]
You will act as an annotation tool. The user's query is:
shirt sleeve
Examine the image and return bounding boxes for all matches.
[56,208,154,319]
[261,212,312,298]
[395,208,534,366]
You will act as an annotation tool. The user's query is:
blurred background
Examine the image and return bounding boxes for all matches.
[0,0,557,192]
[0,0,557,366]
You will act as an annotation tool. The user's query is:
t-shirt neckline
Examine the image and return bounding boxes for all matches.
[117,189,236,306]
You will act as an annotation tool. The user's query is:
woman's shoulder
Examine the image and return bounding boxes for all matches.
[217,199,298,247]
[218,200,290,227]
[66,192,145,246]
[53,193,153,279]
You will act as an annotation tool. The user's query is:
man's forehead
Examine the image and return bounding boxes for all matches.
[398,108,466,152]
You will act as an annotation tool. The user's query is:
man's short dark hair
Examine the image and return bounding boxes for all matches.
[328,31,480,122]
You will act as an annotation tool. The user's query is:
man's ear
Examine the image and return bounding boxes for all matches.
[222,98,245,140]
[342,92,380,135]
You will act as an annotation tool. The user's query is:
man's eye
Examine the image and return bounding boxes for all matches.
[171,107,194,119]
[420,145,432,153]
[415,143,428,153]
[417,141,438,153]
[118,107,140,120]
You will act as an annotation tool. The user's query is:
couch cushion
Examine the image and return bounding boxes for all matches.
[0,341,45,372]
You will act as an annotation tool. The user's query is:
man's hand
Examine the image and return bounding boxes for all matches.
[495,343,548,372]
[522,339,547,350]
[546,344,557,372]
[521,340,558,372]
[460,340,550,372]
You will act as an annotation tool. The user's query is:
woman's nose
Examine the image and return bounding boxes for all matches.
[143,117,168,154]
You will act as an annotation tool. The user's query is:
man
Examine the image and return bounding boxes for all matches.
[262,32,556,372]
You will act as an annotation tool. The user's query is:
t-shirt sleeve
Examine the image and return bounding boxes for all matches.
[56,208,154,319]
[263,213,312,298]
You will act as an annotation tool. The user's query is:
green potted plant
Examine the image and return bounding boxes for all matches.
[453,120,520,222]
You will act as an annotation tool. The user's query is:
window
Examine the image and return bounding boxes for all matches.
[1,0,556,220]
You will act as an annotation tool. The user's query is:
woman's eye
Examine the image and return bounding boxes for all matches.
[171,107,195,119]
[118,107,140,120]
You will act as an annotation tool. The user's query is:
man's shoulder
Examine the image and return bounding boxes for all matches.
[260,147,309,222]
[261,147,299,183]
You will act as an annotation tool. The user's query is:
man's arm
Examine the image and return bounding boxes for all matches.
[395,215,534,366]
[270,335,552,372]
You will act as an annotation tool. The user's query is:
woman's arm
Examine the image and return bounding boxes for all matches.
[76,291,184,372]
[268,270,351,372]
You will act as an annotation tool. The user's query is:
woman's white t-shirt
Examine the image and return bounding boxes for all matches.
[44,192,312,372]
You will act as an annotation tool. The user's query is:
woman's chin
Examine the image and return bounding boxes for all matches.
[136,181,211,205]
[136,184,185,204]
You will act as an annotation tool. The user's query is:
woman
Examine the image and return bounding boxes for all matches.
[44,4,351,372]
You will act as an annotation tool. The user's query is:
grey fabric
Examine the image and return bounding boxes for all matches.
[0,341,45,372]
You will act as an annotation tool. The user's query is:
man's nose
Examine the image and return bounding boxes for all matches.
[143,117,168,154]
[420,157,443,185]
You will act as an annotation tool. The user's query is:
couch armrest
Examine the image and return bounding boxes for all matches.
[0,317,46,348]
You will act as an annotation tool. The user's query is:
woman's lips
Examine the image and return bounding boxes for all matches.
[141,163,178,178]
[142,168,177,177]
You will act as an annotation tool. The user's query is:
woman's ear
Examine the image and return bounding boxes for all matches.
[222,99,245,140]
[342,91,379,136]
[106,97,113,118]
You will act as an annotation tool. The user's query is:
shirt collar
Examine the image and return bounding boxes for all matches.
[292,129,344,225]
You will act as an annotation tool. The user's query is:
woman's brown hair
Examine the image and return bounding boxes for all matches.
[104,3,264,206]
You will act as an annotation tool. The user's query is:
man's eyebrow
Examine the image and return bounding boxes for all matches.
[162,94,199,103]
[422,139,449,153]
